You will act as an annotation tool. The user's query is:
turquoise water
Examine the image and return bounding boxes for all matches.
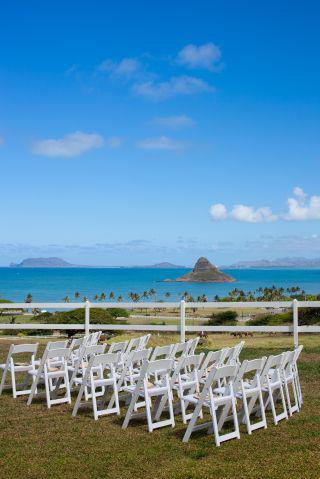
[1,267,320,302]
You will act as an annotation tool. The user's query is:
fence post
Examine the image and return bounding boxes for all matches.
[293,299,299,348]
[180,300,186,342]
[85,300,90,335]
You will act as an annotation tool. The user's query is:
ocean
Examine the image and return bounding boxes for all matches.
[1,267,320,302]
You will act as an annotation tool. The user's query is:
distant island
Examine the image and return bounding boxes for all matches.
[223,257,320,269]
[126,262,186,269]
[164,257,235,283]
[9,257,187,269]
[10,257,79,268]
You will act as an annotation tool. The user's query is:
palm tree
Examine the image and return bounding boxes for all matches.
[100,292,106,301]
[164,292,171,299]
[149,288,156,301]
[117,294,123,302]
[74,291,80,299]
[63,296,70,303]
[142,291,149,301]
[94,294,99,301]
[25,293,33,303]
[109,291,115,301]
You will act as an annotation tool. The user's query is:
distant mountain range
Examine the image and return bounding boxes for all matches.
[223,257,320,269]
[9,258,186,269]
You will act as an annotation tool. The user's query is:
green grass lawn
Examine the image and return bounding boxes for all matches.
[0,334,319,479]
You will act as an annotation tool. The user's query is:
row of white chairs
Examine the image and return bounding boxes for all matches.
[0,336,303,446]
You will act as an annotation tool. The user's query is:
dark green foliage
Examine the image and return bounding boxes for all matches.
[107,308,129,319]
[249,312,292,326]
[208,310,237,325]
[298,308,320,325]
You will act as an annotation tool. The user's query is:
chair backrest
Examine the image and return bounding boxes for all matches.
[187,337,200,355]
[202,364,238,397]
[233,357,266,392]
[108,340,129,355]
[294,345,303,363]
[90,352,120,369]
[43,348,71,370]
[47,340,68,350]
[150,344,174,362]
[11,343,39,355]
[5,343,38,369]
[139,334,151,350]
[84,344,106,356]
[87,331,102,346]
[223,341,244,366]
[125,336,141,355]
[199,348,228,375]
[117,348,152,387]
[70,336,87,351]
[135,358,174,388]
[169,354,203,386]
[171,341,189,359]
[260,353,285,384]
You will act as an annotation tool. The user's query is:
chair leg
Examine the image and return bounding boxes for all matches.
[44,374,51,408]
[0,366,9,394]
[72,383,85,417]
[182,400,204,443]
[11,367,17,399]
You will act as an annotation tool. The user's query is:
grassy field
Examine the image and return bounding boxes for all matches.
[0,333,319,479]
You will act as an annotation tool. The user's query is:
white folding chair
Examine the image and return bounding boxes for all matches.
[72,352,121,420]
[122,358,175,432]
[198,348,228,383]
[293,345,303,407]
[281,350,299,416]
[260,353,288,425]
[0,343,39,398]
[173,354,204,424]
[28,347,71,408]
[69,344,106,400]
[223,341,245,366]
[233,357,267,434]
[182,365,240,446]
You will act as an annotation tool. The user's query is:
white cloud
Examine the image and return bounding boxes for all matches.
[137,136,184,151]
[284,188,320,220]
[209,203,228,220]
[177,43,221,70]
[153,115,194,129]
[209,187,320,223]
[106,136,123,148]
[98,58,141,79]
[32,131,104,158]
[133,75,212,101]
[231,205,277,223]
[210,203,277,223]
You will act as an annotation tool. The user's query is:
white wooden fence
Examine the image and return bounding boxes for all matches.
[1,299,320,347]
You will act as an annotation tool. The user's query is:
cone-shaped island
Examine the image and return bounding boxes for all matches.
[164,257,235,283]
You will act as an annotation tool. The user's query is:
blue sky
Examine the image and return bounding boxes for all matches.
[1,1,320,266]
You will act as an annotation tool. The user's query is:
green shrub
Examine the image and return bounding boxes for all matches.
[248,312,292,326]
[107,308,130,319]
[208,310,237,325]
[298,308,320,325]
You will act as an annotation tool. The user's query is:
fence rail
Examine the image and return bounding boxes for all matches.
[1,300,320,346]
